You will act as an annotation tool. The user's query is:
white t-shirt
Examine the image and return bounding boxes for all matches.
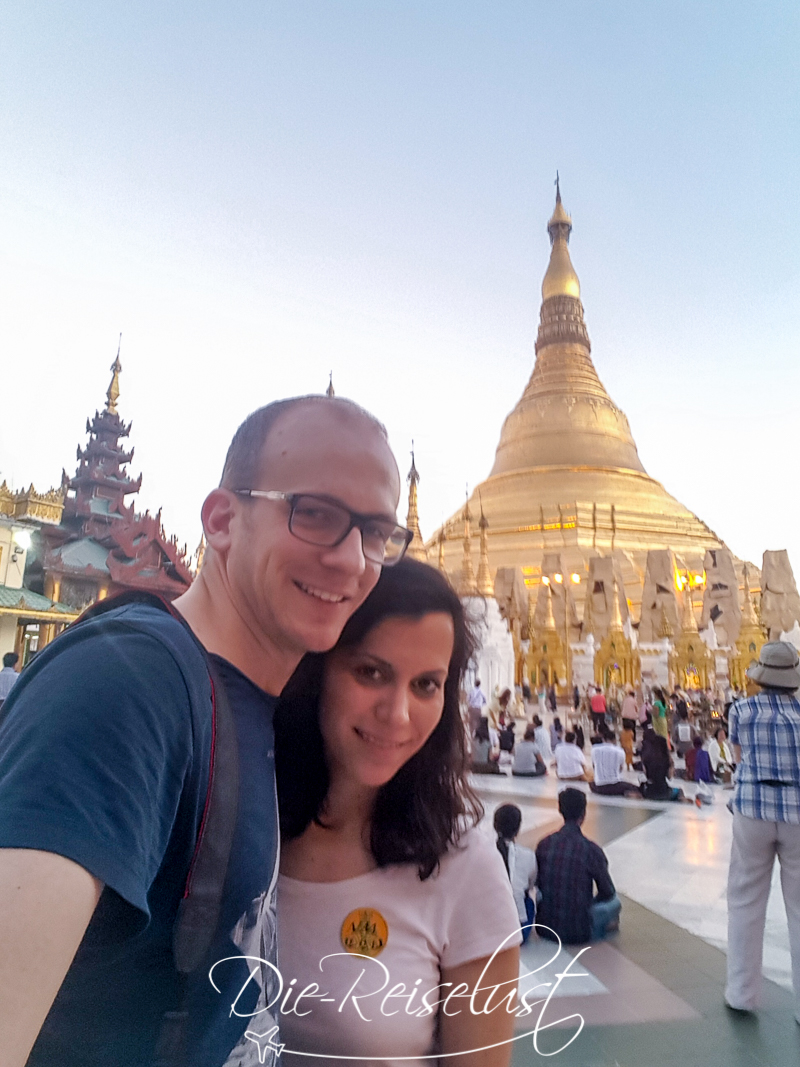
[591,742,626,786]
[276,829,521,1065]
[554,742,586,779]
[506,842,537,923]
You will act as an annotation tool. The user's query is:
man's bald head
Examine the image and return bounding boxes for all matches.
[220,395,390,491]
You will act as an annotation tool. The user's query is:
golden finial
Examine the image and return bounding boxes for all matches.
[609,578,624,631]
[741,564,758,624]
[542,582,558,631]
[105,334,122,414]
[657,603,674,639]
[326,372,335,398]
[681,587,699,633]
[405,444,427,562]
[542,179,580,301]
[459,491,477,596]
[476,498,493,596]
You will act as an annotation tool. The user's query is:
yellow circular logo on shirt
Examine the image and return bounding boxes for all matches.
[340,908,389,958]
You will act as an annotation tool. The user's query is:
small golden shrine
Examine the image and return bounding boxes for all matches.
[729,565,767,691]
[669,592,714,690]
[593,581,639,689]
[527,583,565,688]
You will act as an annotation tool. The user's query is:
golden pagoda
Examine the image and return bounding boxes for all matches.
[430,180,727,618]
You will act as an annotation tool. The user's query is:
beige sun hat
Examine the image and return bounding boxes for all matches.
[746,641,800,690]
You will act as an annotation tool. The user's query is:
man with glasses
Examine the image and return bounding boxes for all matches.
[0,395,406,1067]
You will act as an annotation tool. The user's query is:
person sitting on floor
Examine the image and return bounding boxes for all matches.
[708,726,735,780]
[535,788,621,945]
[590,731,642,797]
[572,722,585,751]
[531,713,553,763]
[512,725,547,777]
[494,804,538,943]
[498,719,516,754]
[671,706,698,759]
[686,735,715,783]
[550,715,564,751]
[640,727,688,802]
[554,731,590,781]
[471,716,501,774]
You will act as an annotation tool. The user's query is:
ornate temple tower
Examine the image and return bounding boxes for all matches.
[430,183,727,618]
[42,352,193,610]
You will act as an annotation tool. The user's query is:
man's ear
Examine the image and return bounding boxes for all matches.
[202,489,238,553]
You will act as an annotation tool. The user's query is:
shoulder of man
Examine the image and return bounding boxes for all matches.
[4,600,212,729]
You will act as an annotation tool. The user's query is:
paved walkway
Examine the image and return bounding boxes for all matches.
[473,769,800,1066]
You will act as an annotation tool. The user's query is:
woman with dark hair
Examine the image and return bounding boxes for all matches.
[640,727,688,802]
[471,715,501,773]
[549,714,564,751]
[512,724,547,777]
[494,804,537,943]
[275,558,521,1065]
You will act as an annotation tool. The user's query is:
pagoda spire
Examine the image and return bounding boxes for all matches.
[542,582,558,632]
[681,586,699,633]
[476,500,493,596]
[105,334,123,414]
[194,533,206,574]
[741,564,758,625]
[488,187,645,480]
[437,527,446,573]
[542,177,580,301]
[459,494,477,596]
[404,445,427,562]
[609,579,624,632]
[326,372,335,397]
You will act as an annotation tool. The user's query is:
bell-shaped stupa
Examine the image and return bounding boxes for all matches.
[431,182,726,617]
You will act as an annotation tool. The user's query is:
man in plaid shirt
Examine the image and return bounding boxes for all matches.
[535,788,620,945]
[725,641,800,1023]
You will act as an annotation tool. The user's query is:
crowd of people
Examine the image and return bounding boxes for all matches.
[466,678,739,805]
[469,651,800,1027]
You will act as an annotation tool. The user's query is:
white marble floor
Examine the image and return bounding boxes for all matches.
[475,770,794,992]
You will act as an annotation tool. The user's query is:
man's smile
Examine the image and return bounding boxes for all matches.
[294,580,347,604]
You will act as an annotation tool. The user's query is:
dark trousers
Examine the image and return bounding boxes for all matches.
[590,780,637,796]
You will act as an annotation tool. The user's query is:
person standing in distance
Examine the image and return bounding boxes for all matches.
[725,641,800,1024]
[0,395,404,1067]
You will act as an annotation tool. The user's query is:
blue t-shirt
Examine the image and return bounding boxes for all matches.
[0,602,279,1067]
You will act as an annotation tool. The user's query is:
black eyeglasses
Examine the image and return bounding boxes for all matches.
[233,490,413,566]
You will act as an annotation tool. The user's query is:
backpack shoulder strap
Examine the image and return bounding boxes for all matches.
[79,591,239,971]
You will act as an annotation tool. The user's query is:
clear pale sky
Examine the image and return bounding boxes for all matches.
[1,2,798,575]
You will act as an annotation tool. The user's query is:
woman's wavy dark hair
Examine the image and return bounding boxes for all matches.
[274,557,482,880]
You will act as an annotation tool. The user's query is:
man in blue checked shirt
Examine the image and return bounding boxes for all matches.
[725,641,800,1023]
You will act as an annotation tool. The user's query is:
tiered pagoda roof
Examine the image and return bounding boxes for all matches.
[43,346,192,604]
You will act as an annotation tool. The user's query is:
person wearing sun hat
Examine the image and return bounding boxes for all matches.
[725,640,800,1023]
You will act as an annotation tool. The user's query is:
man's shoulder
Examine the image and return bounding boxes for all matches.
[54,602,205,673]
[10,601,212,719]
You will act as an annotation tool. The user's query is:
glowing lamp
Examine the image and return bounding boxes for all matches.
[13,529,32,551]
[554,573,563,583]
[570,573,581,584]
[542,576,550,585]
